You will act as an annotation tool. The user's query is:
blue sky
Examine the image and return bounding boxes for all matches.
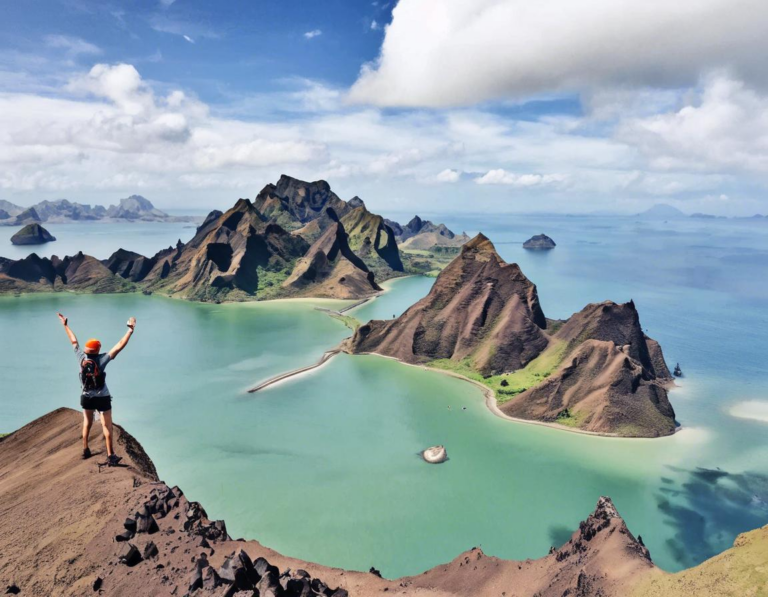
[1,0,767,217]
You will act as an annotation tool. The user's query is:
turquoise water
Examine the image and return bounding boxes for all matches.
[1,216,768,578]
[0,220,197,260]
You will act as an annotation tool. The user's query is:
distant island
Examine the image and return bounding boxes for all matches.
[10,223,56,245]
[0,175,467,301]
[0,195,198,226]
[346,234,676,438]
[523,233,556,250]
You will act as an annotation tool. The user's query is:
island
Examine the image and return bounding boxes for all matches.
[346,234,676,437]
[523,233,556,249]
[0,195,197,226]
[10,223,56,245]
[0,176,463,301]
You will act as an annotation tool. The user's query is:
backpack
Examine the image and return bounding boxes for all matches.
[81,356,106,391]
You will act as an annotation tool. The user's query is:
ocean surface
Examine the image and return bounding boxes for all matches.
[1,215,768,578]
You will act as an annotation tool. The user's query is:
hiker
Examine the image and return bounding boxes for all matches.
[57,313,136,466]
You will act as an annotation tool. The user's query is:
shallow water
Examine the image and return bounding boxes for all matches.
[1,215,768,578]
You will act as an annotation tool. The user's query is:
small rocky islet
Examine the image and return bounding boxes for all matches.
[10,223,56,245]
[523,233,556,250]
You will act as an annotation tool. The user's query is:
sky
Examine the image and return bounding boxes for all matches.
[1,0,768,217]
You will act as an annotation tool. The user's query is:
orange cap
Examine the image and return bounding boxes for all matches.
[84,339,102,354]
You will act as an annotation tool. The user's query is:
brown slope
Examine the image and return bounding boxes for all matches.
[282,208,382,299]
[347,233,549,375]
[501,301,676,437]
[0,408,666,597]
[142,199,309,300]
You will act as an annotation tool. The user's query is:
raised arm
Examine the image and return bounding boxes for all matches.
[58,313,79,348]
[108,317,136,360]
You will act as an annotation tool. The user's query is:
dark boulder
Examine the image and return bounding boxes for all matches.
[117,543,142,567]
[143,541,159,559]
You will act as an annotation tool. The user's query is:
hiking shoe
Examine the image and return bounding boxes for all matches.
[82,447,92,460]
[107,454,122,467]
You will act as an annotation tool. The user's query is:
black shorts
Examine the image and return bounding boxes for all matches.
[81,395,112,412]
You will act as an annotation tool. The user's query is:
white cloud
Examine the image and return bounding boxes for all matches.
[371,20,380,31]
[183,35,195,44]
[159,0,177,6]
[617,73,768,173]
[349,0,768,107]
[304,29,322,40]
[44,35,101,57]
[1,61,767,215]
[475,169,567,188]
[434,168,460,183]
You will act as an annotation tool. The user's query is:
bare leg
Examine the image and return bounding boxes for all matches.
[101,410,115,457]
[82,410,94,451]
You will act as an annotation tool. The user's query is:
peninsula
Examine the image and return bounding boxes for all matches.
[346,234,676,437]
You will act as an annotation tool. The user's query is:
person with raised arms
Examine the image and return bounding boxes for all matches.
[57,313,136,466]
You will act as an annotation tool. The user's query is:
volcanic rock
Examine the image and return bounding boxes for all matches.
[10,223,56,245]
[523,234,556,250]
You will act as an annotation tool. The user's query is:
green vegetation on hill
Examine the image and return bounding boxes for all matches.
[402,246,461,277]
[429,340,569,402]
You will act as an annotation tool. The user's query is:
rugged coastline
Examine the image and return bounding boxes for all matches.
[7,408,766,597]
[346,234,677,438]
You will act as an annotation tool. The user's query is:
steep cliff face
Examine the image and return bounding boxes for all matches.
[339,206,404,274]
[347,233,676,437]
[282,208,382,299]
[348,234,549,375]
[142,199,309,300]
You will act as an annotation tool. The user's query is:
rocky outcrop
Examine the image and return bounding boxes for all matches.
[142,198,310,300]
[283,208,382,299]
[10,223,56,245]
[393,215,470,250]
[105,249,157,283]
[523,233,556,249]
[253,175,352,234]
[347,233,676,437]
[348,234,548,375]
[339,206,404,274]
